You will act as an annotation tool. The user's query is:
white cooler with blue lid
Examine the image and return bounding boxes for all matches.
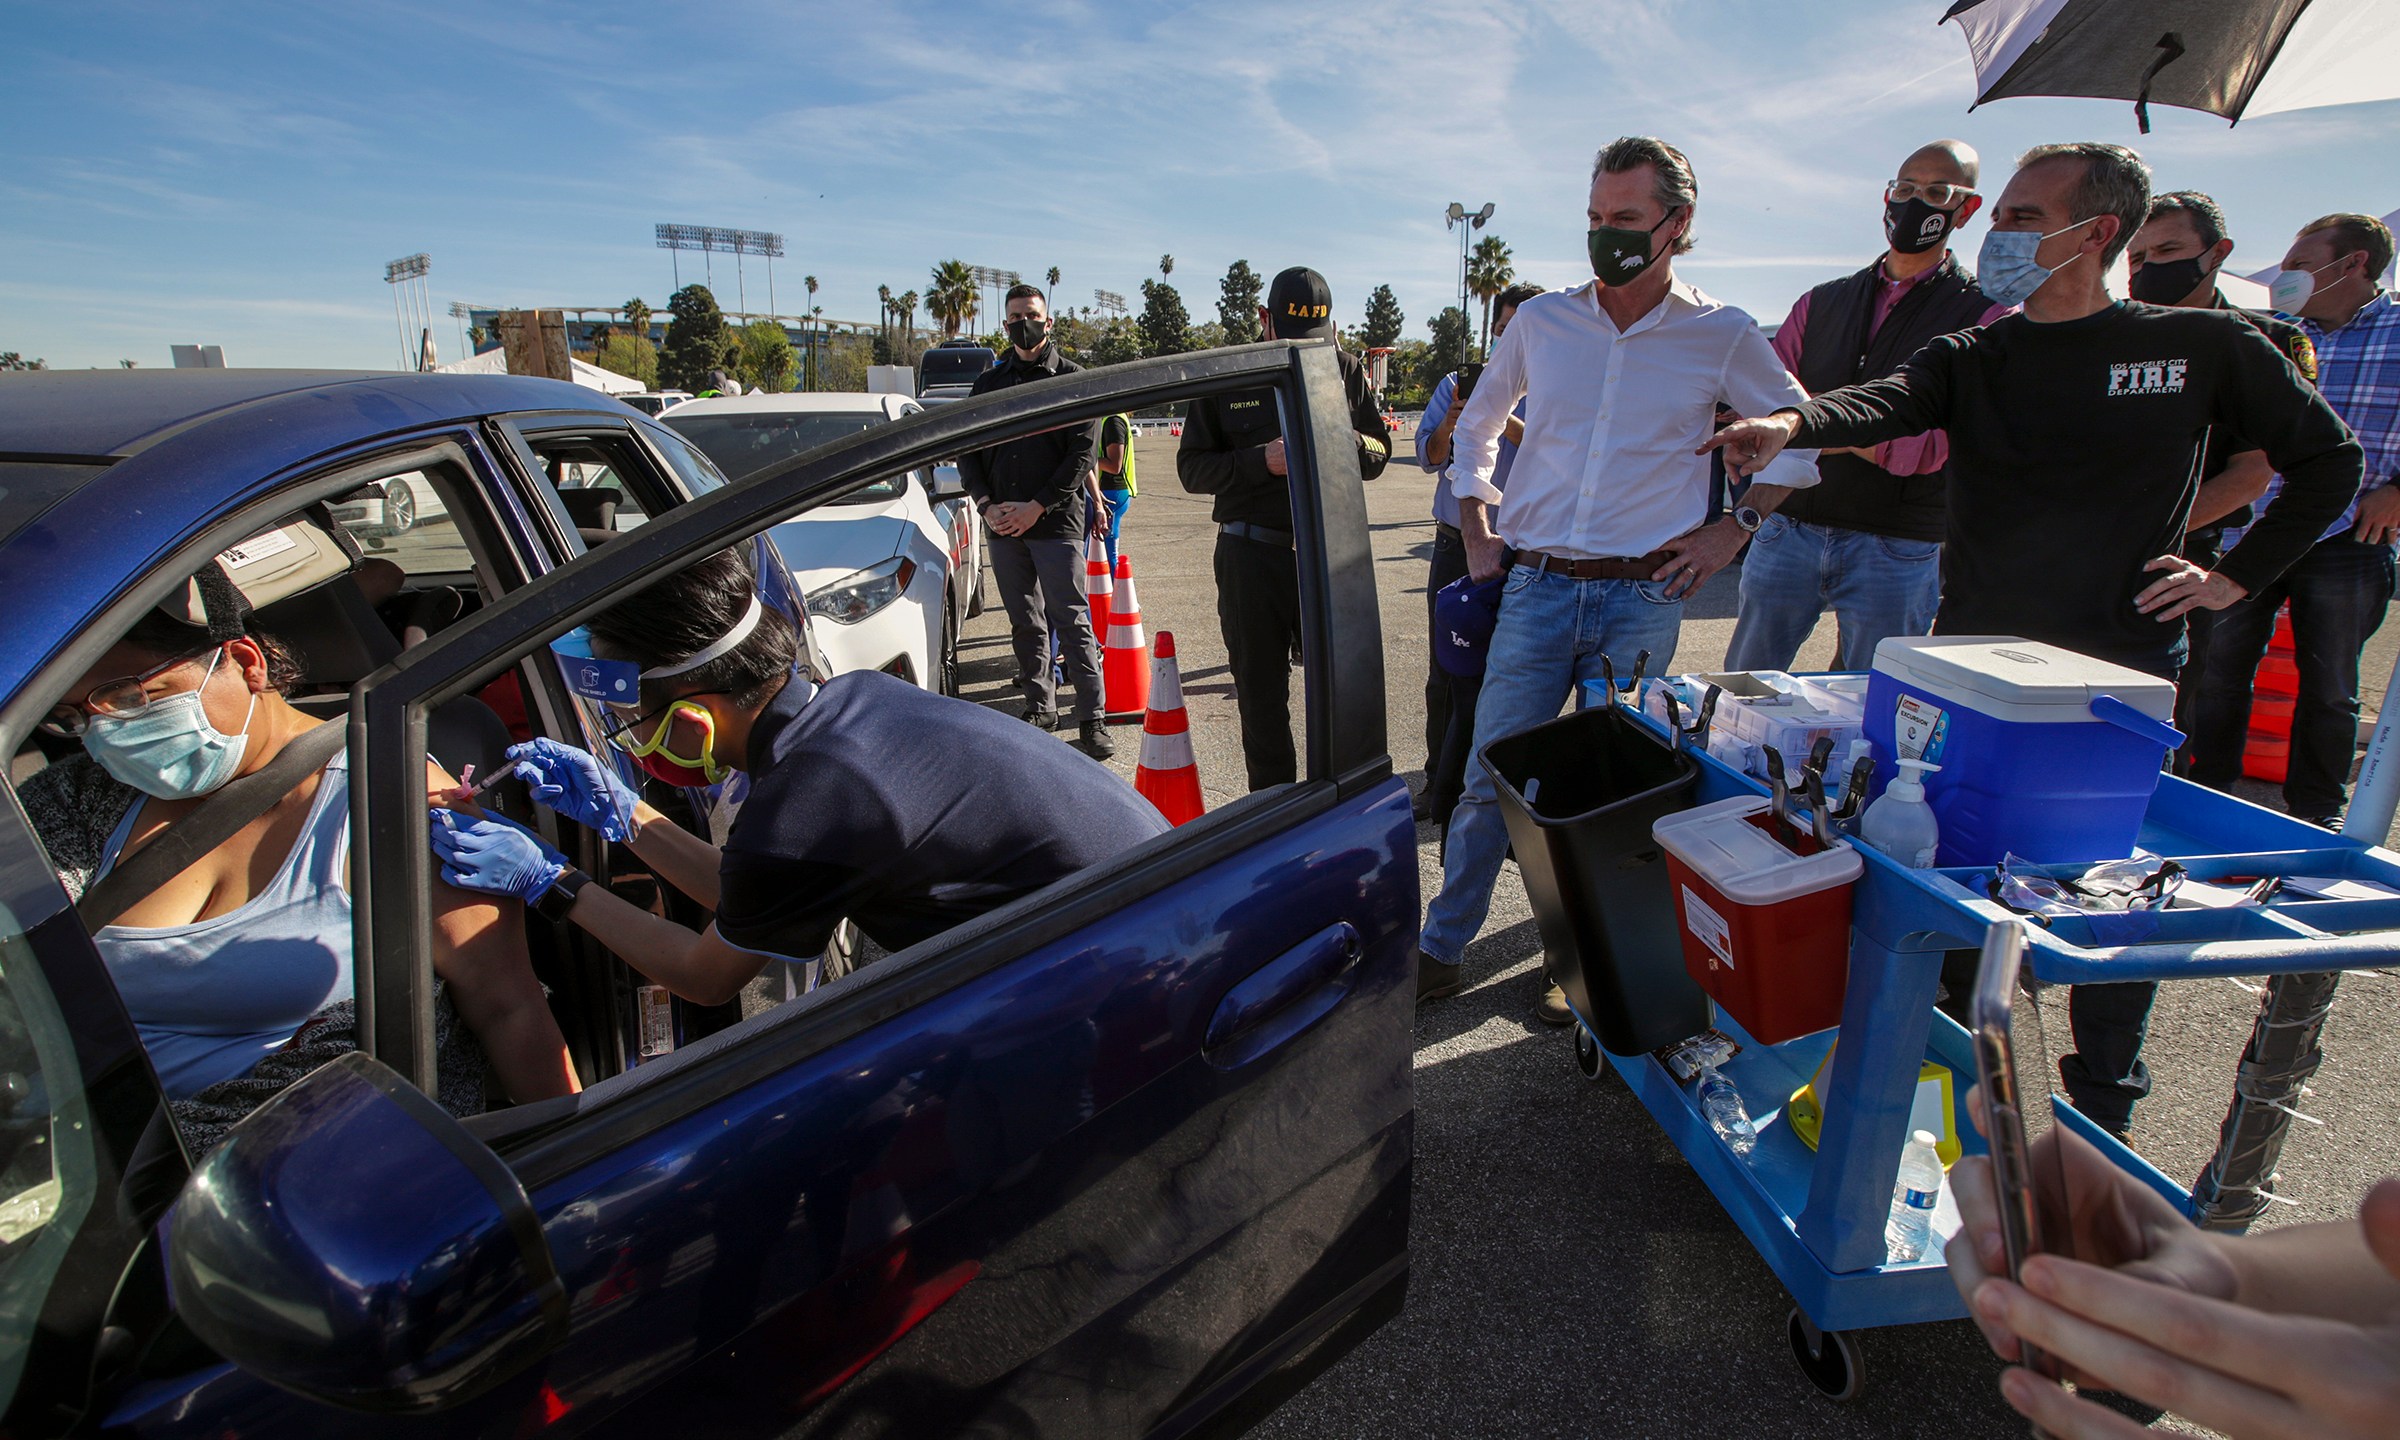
[1862,637,2184,866]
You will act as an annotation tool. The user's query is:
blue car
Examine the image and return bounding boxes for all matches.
[0,348,1415,1436]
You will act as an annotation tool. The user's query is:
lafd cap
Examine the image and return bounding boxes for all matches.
[1266,267,1335,340]
[1434,572,1506,677]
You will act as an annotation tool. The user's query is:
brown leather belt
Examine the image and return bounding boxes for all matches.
[1516,548,1674,580]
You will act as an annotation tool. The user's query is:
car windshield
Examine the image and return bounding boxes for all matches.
[663,413,904,503]
[919,347,995,388]
[0,460,112,549]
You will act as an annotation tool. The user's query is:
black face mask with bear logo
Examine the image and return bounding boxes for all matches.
[1007,317,1049,353]
[1884,197,1955,256]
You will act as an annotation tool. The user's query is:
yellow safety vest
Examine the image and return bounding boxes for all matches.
[1100,414,1137,496]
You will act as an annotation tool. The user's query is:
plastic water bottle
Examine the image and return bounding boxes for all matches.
[1886,1129,1943,1262]
[1698,1064,1757,1156]
[1862,758,1943,868]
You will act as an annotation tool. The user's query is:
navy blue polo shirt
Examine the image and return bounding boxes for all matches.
[715,670,1170,959]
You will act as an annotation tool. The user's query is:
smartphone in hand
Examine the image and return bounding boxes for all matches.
[1967,919,2071,1382]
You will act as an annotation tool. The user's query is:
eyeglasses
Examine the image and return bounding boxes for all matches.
[598,693,720,755]
[1886,179,1976,209]
[40,647,217,736]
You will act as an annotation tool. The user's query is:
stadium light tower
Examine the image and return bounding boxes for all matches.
[655,224,786,314]
[384,253,432,370]
[1445,202,1493,369]
[1094,288,1127,317]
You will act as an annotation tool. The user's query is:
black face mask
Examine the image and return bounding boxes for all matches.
[1007,318,1048,352]
[1884,197,1955,256]
[2128,255,2212,306]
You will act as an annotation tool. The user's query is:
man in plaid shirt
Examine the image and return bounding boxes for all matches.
[2192,212,2400,826]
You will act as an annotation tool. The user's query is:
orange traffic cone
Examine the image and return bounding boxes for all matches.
[1104,554,1151,721]
[1082,527,1113,638]
[1135,631,1205,825]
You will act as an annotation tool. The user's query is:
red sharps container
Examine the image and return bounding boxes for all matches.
[1652,795,1862,1045]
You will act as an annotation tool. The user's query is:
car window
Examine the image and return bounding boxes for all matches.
[662,412,904,503]
[527,439,656,537]
[0,901,98,1411]
[647,425,727,500]
[0,460,110,550]
[326,467,475,576]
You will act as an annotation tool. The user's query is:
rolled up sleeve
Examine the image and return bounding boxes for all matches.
[1722,320,1822,489]
[1448,324,1526,505]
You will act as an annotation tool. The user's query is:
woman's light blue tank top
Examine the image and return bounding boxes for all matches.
[93,751,354,1101]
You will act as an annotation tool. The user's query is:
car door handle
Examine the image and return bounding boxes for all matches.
[1203,922,1362,1070]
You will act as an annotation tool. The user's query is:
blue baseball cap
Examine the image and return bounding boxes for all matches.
[1434,573,1505,677]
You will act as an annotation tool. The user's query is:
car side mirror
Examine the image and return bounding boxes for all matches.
[163,1052,566,1413]
[931,465,966,499]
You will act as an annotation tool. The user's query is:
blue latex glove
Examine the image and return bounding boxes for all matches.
[507,738,640,841]
[429,809,567,906]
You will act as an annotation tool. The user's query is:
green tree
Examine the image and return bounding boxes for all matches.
[1467,234,1515,350]
[897,289,919,344]
[1046,265,1061,299]
[735,319,795,393]
[1137,278,1192,357]
[927,259,977,337]
[1360,284,1405,350]
[1428,305,1474,372]
[622,296,653,342]
[1217,259,1263,343]
[1159,254,1175,277]
[593,333,659,388]
[658,284,733,392]
[0,352,44,371]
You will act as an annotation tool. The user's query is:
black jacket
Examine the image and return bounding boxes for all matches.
[957,345,1096,541]
[1778,253,1996,543]
[1792,302,2362,674]
[1176,344,1390,530]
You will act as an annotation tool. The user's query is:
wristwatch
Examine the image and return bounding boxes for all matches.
[1732,505,1766,534]
[535,866,593,923]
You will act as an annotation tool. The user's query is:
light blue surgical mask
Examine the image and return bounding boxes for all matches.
[1976,216,2098,307]
[80,648,256,799]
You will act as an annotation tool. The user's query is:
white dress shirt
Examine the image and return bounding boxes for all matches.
[1450,278,1818,558]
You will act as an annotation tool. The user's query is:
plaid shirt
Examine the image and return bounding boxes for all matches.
[2260,290,2400,543]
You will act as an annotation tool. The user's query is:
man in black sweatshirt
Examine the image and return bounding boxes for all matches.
[958,283,1110,758]
[1177,267,1390,790]
[1705,141,2362,1137]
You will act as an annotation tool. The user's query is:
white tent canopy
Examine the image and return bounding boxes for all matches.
[434,348,645,396]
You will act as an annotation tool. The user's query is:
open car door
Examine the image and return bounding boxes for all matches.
[137,342,1414,1439]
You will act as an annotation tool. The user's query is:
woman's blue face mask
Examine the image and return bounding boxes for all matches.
[80,647,257,799]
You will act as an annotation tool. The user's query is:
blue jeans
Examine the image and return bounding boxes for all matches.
[1100,487,1132,570]
[1724,515,1941,673]
[1420,565,1687,964]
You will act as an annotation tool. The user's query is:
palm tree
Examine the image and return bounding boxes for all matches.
[805,274,819,307]
[622,296,653,342]
[1467,235,1515,352]
[1159,254,1175,277]
[898,290,919,345]
[1046,265,1061,302]
[927,260,977,337]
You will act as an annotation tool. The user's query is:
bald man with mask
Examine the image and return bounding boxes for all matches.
[1727,140,2010,672]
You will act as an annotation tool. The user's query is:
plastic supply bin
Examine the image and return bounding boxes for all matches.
[1481,702,1712,1055]
[1654,796,1864,1043]
[1643,671,1865,783]
[1863,637,2183,866]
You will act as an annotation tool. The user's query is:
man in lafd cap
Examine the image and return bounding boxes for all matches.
[1178,266,1391,790]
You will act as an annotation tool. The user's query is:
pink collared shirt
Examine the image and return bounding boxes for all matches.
[1771,257,2014,476]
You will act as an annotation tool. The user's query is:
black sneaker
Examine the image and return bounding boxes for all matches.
[1077,719,1117,760]
[1416,949,1464,1004]
[1021,701,1058,730]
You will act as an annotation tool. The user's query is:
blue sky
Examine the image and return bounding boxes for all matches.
[8,0,2400,371]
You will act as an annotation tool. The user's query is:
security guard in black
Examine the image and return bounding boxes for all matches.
[1178,266,1390,789]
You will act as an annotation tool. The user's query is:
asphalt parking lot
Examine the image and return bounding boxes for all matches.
[954,435,2400,1438]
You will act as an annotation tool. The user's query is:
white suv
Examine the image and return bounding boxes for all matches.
[664,393,985,693]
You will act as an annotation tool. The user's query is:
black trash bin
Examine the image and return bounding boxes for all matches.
[1480,701,1712,1055]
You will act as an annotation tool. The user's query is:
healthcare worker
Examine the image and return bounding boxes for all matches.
[431,547,1169,1004]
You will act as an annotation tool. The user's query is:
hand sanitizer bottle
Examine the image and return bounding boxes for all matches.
[1862,758,1942,868]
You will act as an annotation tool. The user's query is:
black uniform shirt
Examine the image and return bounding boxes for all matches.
[1791,301,2361,674]
[2188,291,2319,549]
[716,670,1169,959]
[1176,344,1390,531]
[957,345,1096,541]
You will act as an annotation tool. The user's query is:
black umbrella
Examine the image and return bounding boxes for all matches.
[1944,0,2400,131]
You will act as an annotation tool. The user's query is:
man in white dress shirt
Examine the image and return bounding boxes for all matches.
[1419,135,1822,1017]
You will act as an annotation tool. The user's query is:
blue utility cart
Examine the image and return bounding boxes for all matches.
[1572,677,2400,1401]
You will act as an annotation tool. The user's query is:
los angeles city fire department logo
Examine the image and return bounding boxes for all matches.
[2107,358,2188,396]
